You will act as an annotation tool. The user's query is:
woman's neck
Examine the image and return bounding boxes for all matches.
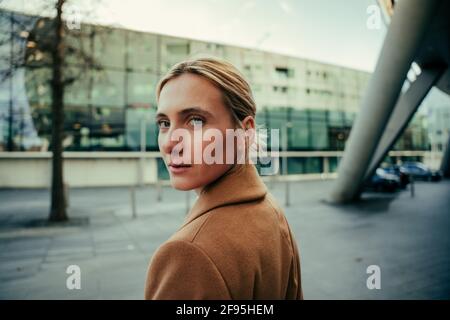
[193,164,240,196]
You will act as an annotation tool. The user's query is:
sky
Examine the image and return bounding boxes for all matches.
[0,0,388,71]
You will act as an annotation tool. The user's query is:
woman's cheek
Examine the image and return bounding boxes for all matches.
[157,133,162,149]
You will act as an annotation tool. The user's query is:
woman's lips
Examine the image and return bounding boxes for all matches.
[168,163,192,174]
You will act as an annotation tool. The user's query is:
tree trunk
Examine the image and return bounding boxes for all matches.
[49,0,68,222]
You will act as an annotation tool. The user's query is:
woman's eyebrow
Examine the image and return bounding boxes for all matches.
[155,112,167,121]
[179,107,214,118]
[156,107,214,120]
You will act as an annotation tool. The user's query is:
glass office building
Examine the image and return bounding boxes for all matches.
[0,9,430,175]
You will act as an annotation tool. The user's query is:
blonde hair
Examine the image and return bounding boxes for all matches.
[156,57,256,129]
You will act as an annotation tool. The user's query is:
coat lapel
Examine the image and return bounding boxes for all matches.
[180,164,267,228]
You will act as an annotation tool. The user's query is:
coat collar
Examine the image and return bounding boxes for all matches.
[180,164,267,228]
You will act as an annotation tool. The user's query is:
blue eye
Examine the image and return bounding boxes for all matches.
[189,117,204,127]
[157,120,170,129]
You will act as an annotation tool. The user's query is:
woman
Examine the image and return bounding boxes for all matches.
[145,57,303,299]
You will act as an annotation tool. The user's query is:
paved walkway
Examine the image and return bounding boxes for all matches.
[0,179,449,299]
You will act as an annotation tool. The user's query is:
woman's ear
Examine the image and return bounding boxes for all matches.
[241,116,255,130]
[239,116,256,164]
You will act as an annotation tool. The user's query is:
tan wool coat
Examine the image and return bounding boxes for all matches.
[145,164,303,299]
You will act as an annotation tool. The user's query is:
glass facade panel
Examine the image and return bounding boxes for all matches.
[125,107,158,150]
[84,106,125,150]
[160,37,190,74]
[290,110,309,149]
[127,72,157,106]
[328,110,344,127]
[266,108,287,131]
[91,69,125,107]
[329,157,340,172]
[64,67,90,106]
[93,27,125,69]
[25,67,52,105]
[127,32,158,73]
[65,25,93,66]
[309,110,328,150]
[283,157,322,174]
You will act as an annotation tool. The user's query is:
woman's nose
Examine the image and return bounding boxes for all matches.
[159,128,185,157]
[160,132,176,156]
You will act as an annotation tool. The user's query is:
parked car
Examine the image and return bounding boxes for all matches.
[365,168,401,192]
[400,162,442,181]
[382,164,410,188]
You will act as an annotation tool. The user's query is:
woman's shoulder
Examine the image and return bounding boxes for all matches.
[160,192,290,259]
[145,238,231,299]
[194,195,287,248]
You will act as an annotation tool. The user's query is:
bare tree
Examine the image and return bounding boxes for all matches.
[49,0,67,221]
[0,1,105,222]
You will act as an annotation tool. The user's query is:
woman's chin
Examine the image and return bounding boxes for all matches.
[170,178,199,191]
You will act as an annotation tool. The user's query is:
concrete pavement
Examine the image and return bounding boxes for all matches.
[0,179,449,299]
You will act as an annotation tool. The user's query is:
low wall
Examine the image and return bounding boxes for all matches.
[0,150,439,188]
[0,152,158,188]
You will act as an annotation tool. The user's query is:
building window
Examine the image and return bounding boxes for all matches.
[273,85,288,93]
[275,67,294,78]
[166,43,189,55]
